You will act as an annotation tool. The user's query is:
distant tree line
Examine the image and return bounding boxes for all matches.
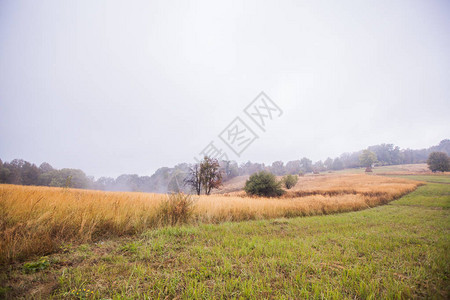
[1,139,448,192]
[236,140,449,175]
[0,159,91,189]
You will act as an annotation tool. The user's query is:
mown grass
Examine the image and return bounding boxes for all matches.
[1,175,448,299]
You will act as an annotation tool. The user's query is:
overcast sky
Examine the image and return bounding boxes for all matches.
[1,0,449,178]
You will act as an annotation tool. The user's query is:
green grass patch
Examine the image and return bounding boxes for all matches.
[393,174,450,184]
[391,182,450,208]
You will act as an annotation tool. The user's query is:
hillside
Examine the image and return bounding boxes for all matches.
[214,163,431,194]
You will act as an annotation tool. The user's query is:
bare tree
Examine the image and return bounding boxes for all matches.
[184,163,202,195]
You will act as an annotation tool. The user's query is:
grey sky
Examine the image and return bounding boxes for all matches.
[1,0,449,178]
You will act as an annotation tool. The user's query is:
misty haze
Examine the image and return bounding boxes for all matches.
[0,1,449,299]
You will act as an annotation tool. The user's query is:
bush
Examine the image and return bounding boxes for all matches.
[282,174,298,189]
[427,152,450,172]
[157,193,195,226]
[244,171,285,197]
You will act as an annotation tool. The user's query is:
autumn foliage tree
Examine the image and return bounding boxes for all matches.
[201,156,222,195]
[184,156,222,195]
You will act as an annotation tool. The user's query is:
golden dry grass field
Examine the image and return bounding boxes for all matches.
[0,174,420,264]
[214,164,432,194]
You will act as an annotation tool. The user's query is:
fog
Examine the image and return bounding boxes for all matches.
[1,0,449,178]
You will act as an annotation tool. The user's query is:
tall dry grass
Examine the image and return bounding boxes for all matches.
[0,174,420,263]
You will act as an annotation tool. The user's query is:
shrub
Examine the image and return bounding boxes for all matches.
[427,152,450,172]
[282,174,298,189]
[244,171,285,197]
[157,193,195,226]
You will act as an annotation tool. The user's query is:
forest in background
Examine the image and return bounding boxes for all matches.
[1,139,448,193]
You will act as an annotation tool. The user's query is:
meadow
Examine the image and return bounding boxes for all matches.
[0,174,419,264]
[0,173,448,298]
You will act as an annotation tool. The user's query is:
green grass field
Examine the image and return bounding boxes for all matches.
[393,174,450,184]
[1,174,449,299]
